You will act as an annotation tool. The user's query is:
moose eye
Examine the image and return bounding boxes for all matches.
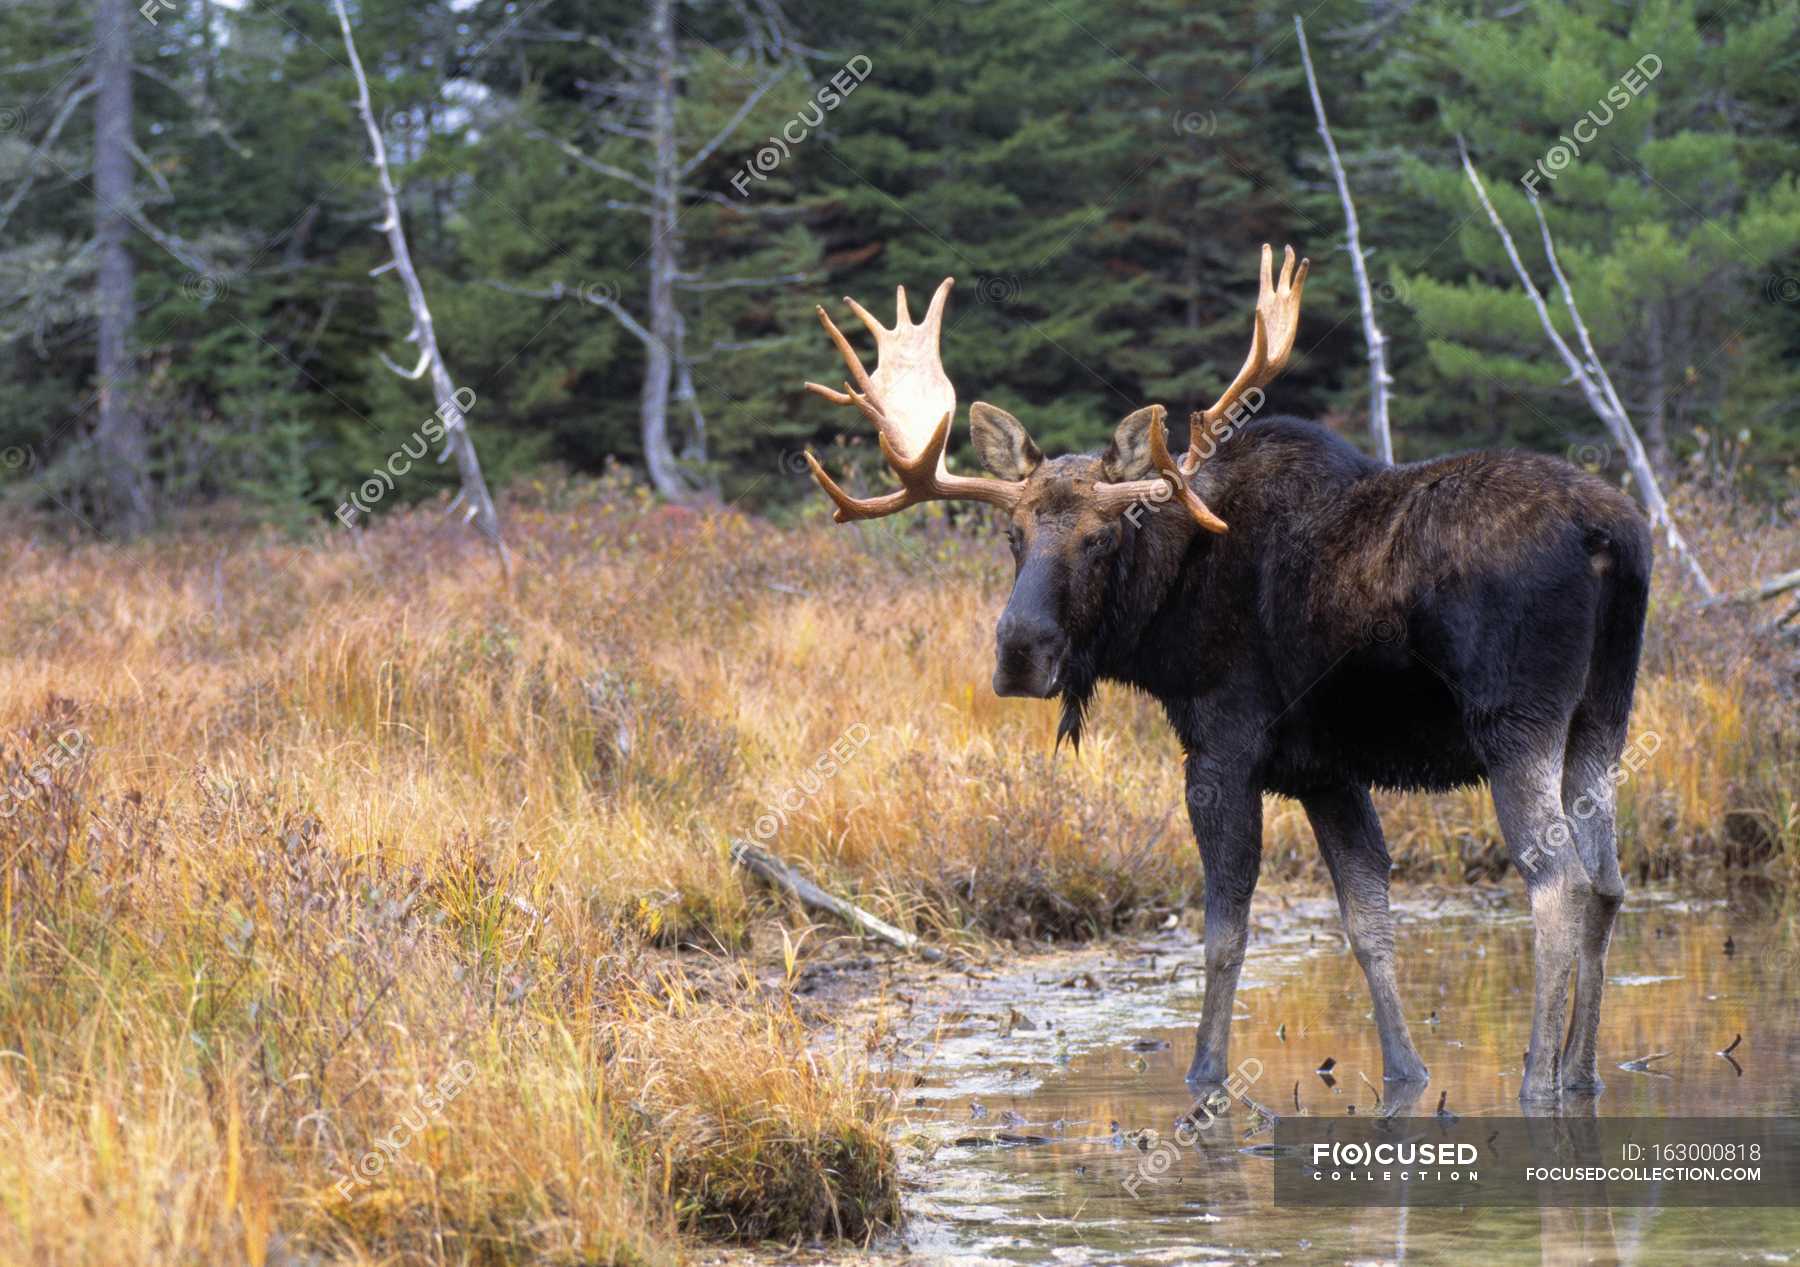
[1007,525,1025,555]
[1083,527,1119,556]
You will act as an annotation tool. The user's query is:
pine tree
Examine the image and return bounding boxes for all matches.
[1392,0,1800,482]
[790,0,1143,466]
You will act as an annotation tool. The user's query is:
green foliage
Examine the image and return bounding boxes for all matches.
[3,0,1799,530]
[1388,0,1800,489]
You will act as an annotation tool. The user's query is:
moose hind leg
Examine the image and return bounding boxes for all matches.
[1302,786,1428,1084]
[1559,711,1627,1093]
[1491,742,1594,1103]
[1185,758,1263,1087]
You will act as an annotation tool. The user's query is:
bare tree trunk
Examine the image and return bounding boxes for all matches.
[672,310,718,493]
[1296,16,1393,464]
[333,0,511,580]
[640,0,691,502]
[1644,303,1669,474]
[499,2,795,498]
[93,0,149,533]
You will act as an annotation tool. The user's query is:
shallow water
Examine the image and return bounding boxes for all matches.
[882,887,1800,1265]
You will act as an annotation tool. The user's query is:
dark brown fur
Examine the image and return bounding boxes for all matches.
[979,409,1652,1102]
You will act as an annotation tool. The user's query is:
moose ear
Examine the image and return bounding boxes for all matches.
[1101,405,1166,481]
[969,401,1043,482]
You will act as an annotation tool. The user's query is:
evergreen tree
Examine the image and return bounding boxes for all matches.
[3,0,1797,525]
[789,0,1143,466]
[1393,0,1800,485]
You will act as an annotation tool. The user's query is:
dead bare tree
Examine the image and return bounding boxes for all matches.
[1295,15,1392,465]
[92,0,149,533]
[332,0,511,580]
[501,0,800,502]
[1457,137,1714,598]
[5,4,243,531]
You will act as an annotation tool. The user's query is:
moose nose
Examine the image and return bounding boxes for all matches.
[992,613,1067,698]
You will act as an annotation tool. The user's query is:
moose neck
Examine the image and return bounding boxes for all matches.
[1055,495,1215,750]
[1052,416,1393,751]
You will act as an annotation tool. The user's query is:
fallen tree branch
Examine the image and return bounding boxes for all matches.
[730,840,943,962]
[1697,566,1800,609]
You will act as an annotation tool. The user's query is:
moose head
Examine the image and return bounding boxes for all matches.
[800,245,1309,700]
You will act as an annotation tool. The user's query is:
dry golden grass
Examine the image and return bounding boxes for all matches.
[0,468,1792,1262]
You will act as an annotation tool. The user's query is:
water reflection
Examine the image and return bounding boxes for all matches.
[887,887,1800,1264]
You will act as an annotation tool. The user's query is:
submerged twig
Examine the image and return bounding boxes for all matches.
[1357,1069,1382,1108]
[1241,1095,1281,1139]
[1619,1051,1675,1076]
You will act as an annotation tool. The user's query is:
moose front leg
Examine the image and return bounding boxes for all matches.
[1184,755,1263,1087]
[1302,785,1429,1085]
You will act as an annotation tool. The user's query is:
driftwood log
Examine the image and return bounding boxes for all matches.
[730,840,944,962]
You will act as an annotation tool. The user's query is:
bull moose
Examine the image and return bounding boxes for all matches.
[799,246,1651,1104]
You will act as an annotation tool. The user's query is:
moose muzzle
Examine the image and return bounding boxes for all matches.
[992,606,1068,699]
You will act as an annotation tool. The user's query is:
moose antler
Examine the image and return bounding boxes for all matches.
[801,278,1026,521]
[1084,244,1309,535]
[1090,406,1230,533]
[1184,243,1309,473]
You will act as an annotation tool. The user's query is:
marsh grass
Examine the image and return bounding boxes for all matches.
[0,469,1792,1261]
